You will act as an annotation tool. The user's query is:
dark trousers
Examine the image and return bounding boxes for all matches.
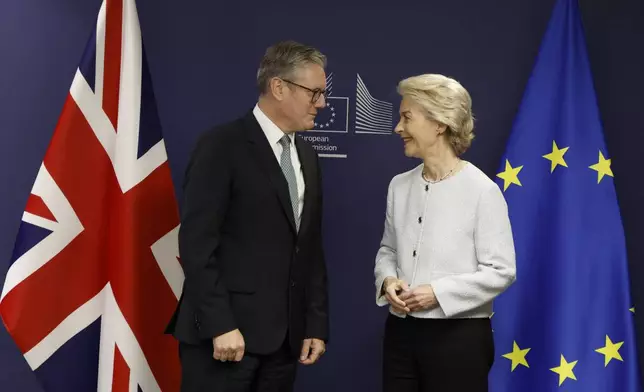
[179,337,297,392]
[383,314,494,392]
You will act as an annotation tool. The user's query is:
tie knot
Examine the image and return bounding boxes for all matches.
[279,135,291,147]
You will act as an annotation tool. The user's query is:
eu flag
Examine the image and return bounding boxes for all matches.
[488,0,641,390]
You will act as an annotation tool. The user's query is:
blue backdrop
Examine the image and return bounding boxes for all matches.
[1,0,643,391]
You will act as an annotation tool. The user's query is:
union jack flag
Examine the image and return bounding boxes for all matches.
[0,0,183,390]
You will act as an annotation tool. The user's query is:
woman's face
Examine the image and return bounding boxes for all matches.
[394,96,445,159]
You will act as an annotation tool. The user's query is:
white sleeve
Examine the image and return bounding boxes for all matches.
[431,184,517,317]
[374,180,399,306]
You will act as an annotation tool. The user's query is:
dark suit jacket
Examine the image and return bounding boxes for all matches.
[166,111,329,357]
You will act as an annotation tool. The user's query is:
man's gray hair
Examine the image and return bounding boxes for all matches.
[257,41,326,94]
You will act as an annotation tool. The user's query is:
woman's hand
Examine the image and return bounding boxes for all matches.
[398,285,438,312]
[382,277,411,313]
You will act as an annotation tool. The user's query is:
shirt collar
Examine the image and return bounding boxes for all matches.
[253,104,295,146]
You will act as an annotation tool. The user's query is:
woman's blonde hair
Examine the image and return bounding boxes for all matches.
[397,74,475,156]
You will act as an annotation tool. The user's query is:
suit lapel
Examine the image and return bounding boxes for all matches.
[295,135,315,238]
[243,113,297,234]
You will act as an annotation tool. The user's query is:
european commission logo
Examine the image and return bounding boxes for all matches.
[355,74,393,135]
[313,74,349,133]
[304,71,395,158]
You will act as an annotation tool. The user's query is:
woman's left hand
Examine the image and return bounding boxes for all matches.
[398,285,438,312]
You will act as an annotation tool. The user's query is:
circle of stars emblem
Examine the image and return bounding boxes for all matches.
[314,101,337,129]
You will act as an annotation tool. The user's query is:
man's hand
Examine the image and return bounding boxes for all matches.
[383,277,410,313]
[213,329,245,362]
[398,284,438,312]
[299,338,326,365]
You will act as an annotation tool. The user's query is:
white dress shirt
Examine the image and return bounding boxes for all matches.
[253,104,305,222]
[374,162,516,319]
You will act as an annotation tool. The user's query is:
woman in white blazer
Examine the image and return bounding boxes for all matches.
[374,74,516,392]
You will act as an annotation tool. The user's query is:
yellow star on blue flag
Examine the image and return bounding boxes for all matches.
[589,151,614,183]
[488,0,640,391]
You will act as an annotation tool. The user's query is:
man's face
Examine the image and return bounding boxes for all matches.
[280,63,327,132]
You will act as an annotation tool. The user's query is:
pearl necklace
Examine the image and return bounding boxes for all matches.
[422,159,461,183]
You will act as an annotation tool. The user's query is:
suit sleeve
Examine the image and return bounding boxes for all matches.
[305,157,330,341]
[179,132,237,339]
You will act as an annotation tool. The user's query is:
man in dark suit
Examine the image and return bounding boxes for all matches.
[165,40,330,391]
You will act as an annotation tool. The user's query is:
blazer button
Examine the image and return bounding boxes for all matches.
[413,250,417,257]
[291,280,296,287]
[418,217,422,224]
[295,246,300,254]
